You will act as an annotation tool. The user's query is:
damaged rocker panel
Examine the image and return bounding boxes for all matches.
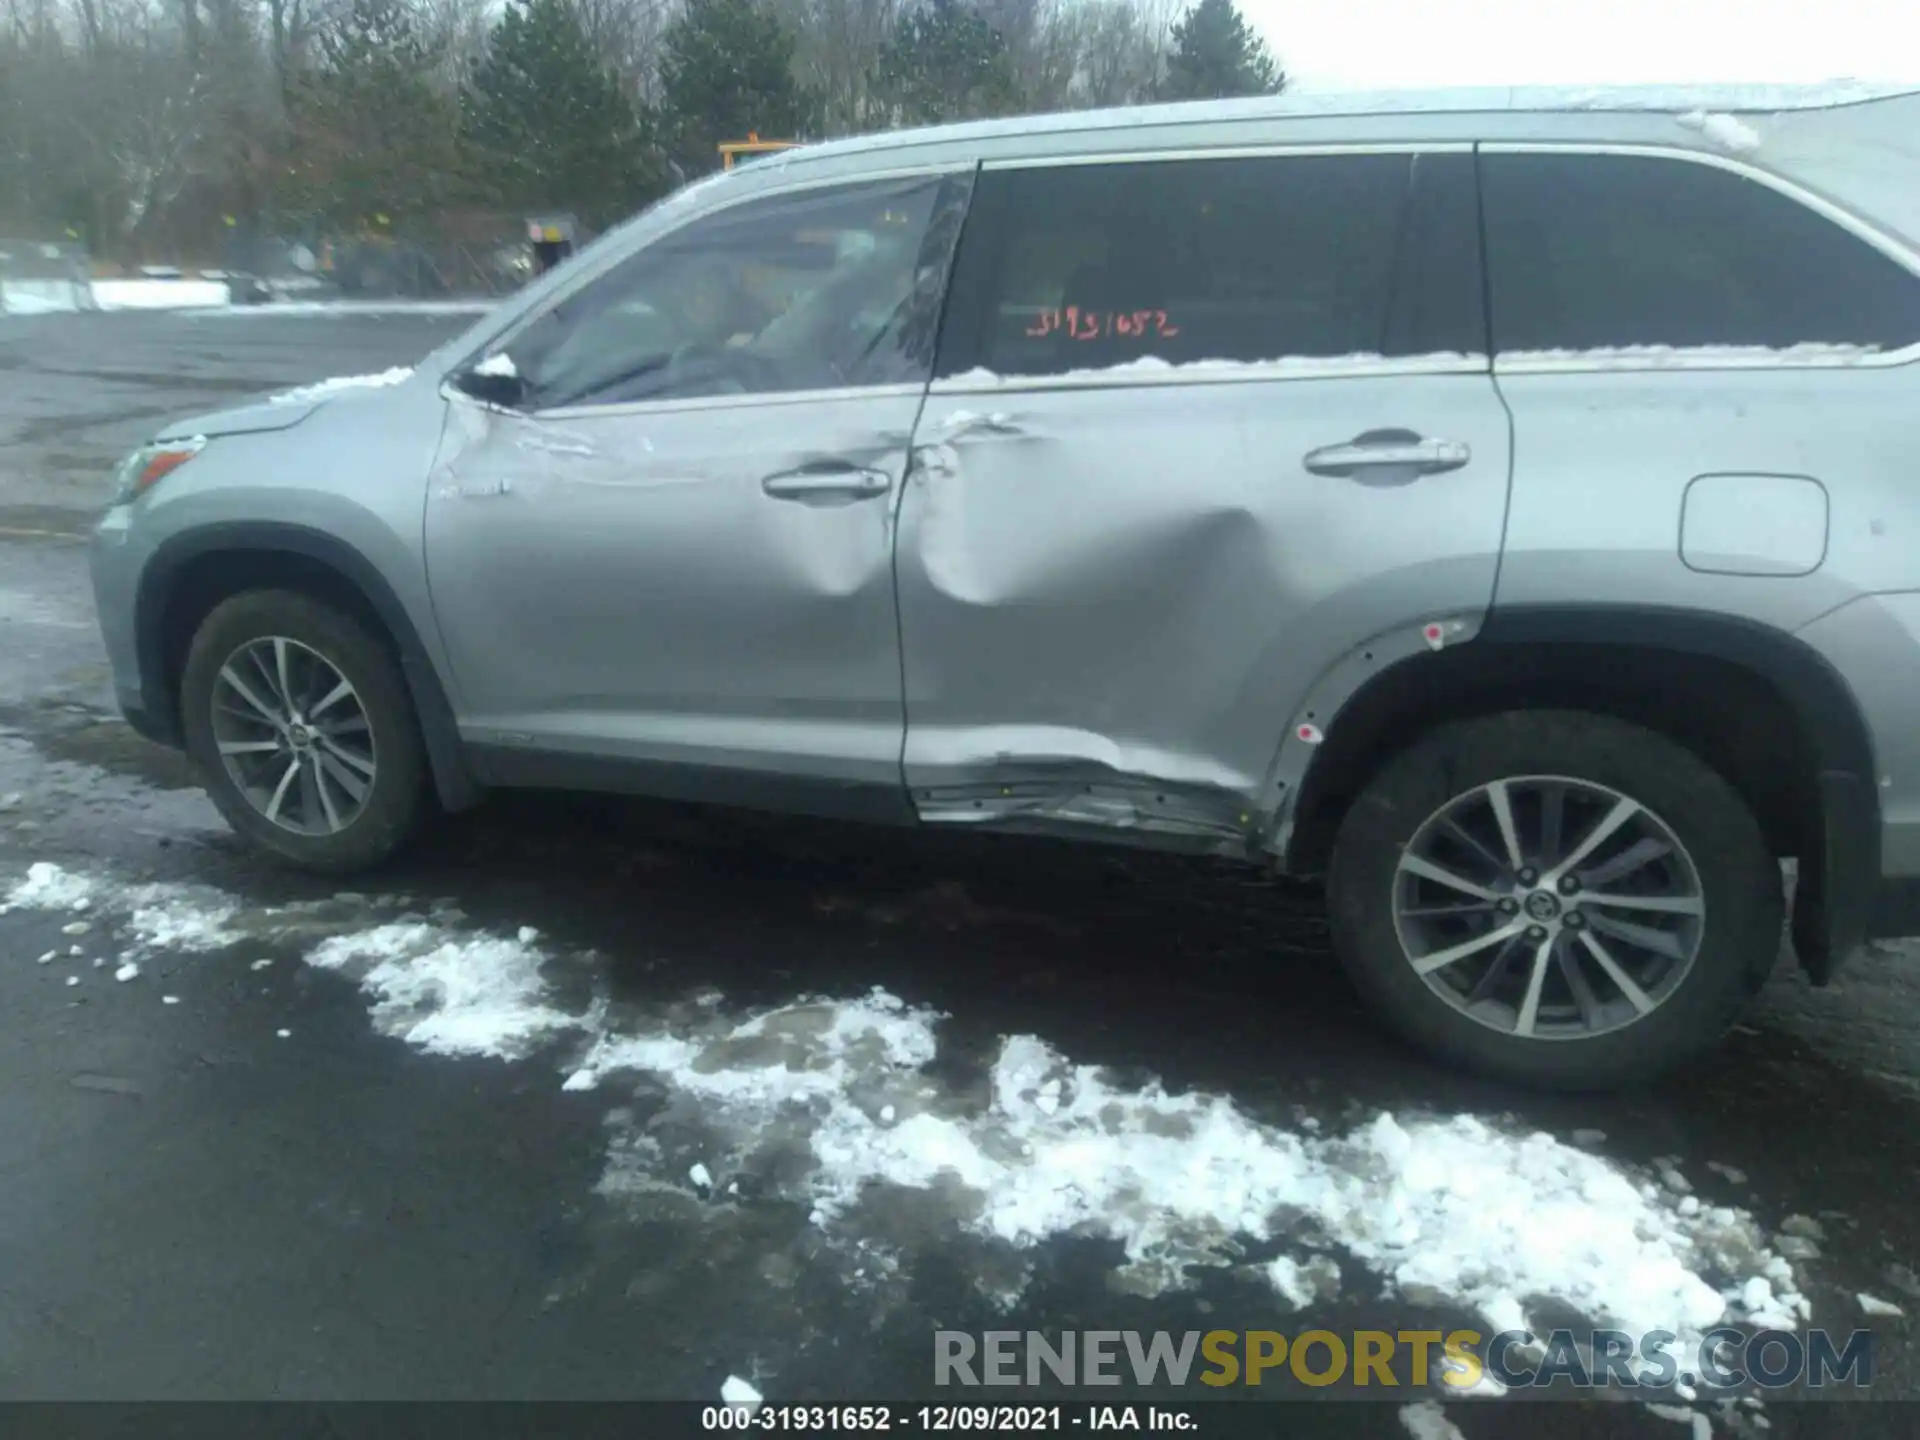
[914,775,1257,855]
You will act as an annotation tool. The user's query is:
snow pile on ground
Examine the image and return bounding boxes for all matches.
[308,921,575,1059]
[9,861,96,909]
[5,858,1812,1362]
[595,998,1796,1353]
[3,279,493,319]
[1,283,92,315]
[1399,1401,1466,1440]
[8,862,240,952]
[91,278,230,310]
[268,366,414,405]
[565,986,937,1100]
[720,1376,763,1408]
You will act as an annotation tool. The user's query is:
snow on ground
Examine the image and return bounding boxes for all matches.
[90,278,230,310]
[720,1375,764,1411]
[7,858,1814,1372]
[1399,1401,1467,1440]
[307,920,574,1058]
[1,287,89,315]
[224,298,496,316]
[2,279,495,318]
[267,366,414,405]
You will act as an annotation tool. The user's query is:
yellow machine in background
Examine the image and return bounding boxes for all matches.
[719,133,801,169]
[525,214,578,275]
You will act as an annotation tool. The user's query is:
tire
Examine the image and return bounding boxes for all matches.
[1326,710,1782,1091]
[180,589,427,874]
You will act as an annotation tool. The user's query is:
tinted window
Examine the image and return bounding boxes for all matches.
[502,174,965,409]
[934,152,1484,379]
[1482,152,1920,354]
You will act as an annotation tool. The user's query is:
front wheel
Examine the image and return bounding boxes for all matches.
[180,589,427,873]
[1327,710,1782,1090]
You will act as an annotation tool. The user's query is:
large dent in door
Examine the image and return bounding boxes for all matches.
[908,416,1273,637]
[898,374,1510,851]
[901,413,1281,848]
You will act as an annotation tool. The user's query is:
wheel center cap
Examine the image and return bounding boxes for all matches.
[288,723,313,748]
[1523,889,1562,922]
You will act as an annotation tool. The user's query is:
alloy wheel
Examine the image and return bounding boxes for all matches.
[210,636,377,836]
[1391,775,1706,1040]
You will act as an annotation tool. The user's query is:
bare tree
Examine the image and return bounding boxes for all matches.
[770,0,896,136]
[413,0,491,89]
[0,0,1189,264]
[568,0,675,103]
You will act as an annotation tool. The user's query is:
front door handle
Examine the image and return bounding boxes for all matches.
[1303,429,1471,484]
[762,465,893,502]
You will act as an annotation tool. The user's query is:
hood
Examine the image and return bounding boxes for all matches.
[154,365,419,443]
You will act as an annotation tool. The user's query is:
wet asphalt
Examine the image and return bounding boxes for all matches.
[0,311,1916,1435]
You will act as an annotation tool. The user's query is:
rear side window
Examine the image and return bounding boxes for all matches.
[934,152,1485,379]
[1481,152,1920,355]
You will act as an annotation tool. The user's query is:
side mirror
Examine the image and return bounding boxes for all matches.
[454,363,527,410]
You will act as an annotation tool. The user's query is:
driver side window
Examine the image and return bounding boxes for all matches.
[501,173,961,411]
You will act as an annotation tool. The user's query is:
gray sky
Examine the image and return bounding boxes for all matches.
[1244,0,1920,92]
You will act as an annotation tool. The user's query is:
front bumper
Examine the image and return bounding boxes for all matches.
[89,506,180,749]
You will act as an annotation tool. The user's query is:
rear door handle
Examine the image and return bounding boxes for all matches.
[1303,430,1471,483]
[761,465,893,502]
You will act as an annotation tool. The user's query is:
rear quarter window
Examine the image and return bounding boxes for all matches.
[1481,151,1920,356]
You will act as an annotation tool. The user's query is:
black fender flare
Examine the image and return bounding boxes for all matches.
[134,521,483,813]
[1487,607,1877,983]
[1289,604,1878,982]
[1477,605,1876,780]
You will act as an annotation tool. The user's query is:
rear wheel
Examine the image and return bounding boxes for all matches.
[180,590,426,873]
[1327,710,1782,1089]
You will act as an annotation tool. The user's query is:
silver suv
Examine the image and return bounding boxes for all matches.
[89,84,1920,1089]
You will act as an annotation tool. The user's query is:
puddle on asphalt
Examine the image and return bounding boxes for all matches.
[0,724,226,868]
[0,702,198,788]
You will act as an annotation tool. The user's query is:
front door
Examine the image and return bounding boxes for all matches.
[425,170,970,803]
[894,149,1513,844]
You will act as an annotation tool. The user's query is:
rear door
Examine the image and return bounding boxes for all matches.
[894,147,1512,845]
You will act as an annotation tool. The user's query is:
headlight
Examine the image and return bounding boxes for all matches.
[113,436,205,504]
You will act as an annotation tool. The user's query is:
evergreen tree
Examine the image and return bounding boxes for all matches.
[278,0,461,233]
[1159,0,1283,102]
[461,0,659,226]
[876,0,1016,127]
[658,0,811,176]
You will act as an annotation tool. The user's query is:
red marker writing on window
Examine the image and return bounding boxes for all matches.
[1024,307,1180,341]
